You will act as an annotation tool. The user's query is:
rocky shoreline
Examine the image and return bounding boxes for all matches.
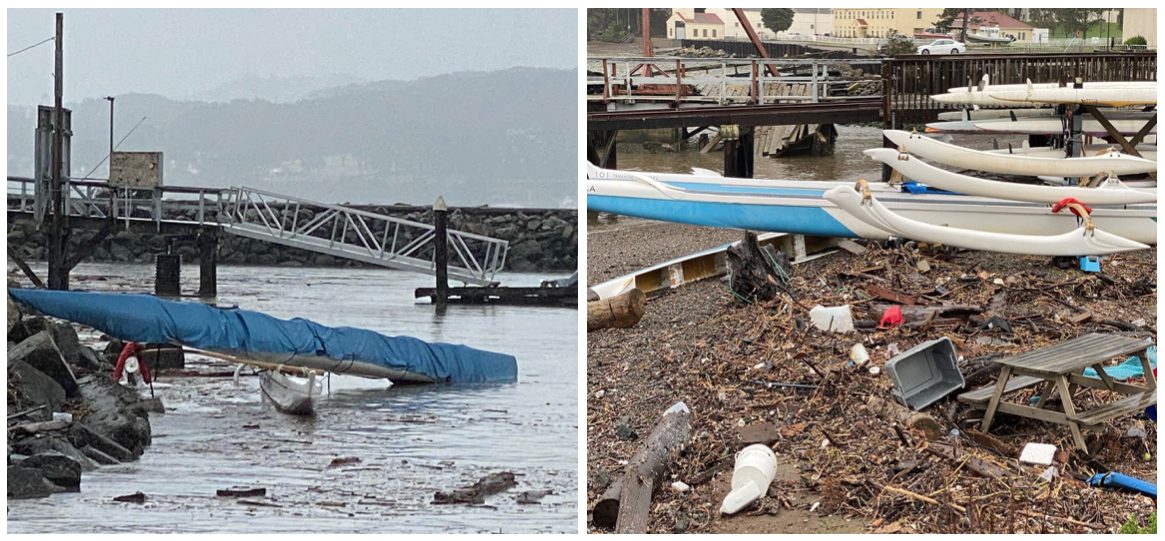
[7,206,577,273]
[7,297,159,500]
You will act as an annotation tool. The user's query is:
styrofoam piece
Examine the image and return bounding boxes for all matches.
[809,305,854,333]
[850,344,870,366]
[1019,442,1057,465]
[885,337,965,410]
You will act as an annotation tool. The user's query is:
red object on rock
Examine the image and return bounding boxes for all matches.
[112,342,152,384]
[878,305,904,329]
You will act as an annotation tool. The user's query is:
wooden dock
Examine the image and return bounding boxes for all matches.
[415,286,576,308]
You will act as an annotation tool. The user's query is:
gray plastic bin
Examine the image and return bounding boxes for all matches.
[886,337,965,411]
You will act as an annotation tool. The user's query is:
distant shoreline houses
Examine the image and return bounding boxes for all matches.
[660,8,1155,46]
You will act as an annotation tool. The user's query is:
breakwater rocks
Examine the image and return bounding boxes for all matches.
[7,300,157,500]
[6,206,577,273]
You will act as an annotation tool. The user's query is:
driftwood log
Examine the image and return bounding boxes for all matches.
[866,396,943,441]
[614,401,692,533]
[591,478,624,529]
[587,288,647,332]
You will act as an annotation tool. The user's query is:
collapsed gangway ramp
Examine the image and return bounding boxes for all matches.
[221,187,508,286]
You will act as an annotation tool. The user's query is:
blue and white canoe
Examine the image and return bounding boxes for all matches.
[585,163,1154,256]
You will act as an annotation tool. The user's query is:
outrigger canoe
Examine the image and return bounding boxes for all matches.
[585,163,1154,255]
[984,144,1156,162]
[864,148,1156,205]
[932,77,1156,107]
[989,85,1157,107]
[7,289,518,385]
[927,118,1157,137]
[259,368,324,415]
[882,130,1157,177]
[823,183,1146,256]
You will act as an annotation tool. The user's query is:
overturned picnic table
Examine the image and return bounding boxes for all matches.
[959,333,1156,452]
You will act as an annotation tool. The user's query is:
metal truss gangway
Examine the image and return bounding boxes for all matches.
[7,177,509,286]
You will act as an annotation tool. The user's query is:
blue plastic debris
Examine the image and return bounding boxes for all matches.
[899,181,957,195]
[1087,472,1157,499]
[1078,255,1101,273]
[1083,346,1156,381]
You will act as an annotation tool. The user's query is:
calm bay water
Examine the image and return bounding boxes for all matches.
[7,263,578,533]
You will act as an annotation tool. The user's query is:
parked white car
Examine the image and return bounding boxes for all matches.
[917,39,964,55]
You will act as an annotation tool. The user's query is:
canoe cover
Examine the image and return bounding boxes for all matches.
[9,288,517,384]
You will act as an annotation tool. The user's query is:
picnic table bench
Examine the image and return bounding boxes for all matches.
[957,333,1155,452]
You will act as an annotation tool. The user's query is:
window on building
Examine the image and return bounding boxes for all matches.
[712,29,717,38]
[917,10,922,19]
[702,28,707,37]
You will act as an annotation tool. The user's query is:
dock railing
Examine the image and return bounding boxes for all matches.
[586,56,877,106]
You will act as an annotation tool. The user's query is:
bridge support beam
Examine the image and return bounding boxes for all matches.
[587,129,618,169]
[721,125,753,178]
[197,228,218,299]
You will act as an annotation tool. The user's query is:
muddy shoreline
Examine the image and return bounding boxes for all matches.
[587,218,1156,534]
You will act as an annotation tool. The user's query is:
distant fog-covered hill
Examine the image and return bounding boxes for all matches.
[7,67,576,208]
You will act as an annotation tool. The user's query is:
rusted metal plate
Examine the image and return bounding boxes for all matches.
[110,151,163,188]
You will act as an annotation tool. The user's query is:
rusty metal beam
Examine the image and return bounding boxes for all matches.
[587,98,882,131]
[732,8,779,78]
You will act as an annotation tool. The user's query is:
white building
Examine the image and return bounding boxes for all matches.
[788,8,833,37]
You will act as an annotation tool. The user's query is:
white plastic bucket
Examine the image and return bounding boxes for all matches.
[721,444,778,515]
[731,444,777,490]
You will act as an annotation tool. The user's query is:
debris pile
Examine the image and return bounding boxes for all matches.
[7,296,158,500]
[588,242,1156,533]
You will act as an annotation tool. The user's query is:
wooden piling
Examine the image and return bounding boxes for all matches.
[197,228,218,299]
[433,196,449,309]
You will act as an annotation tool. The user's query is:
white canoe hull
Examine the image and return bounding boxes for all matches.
[928,118,1157,136]
[585,164,1156,248]
[933,81,1154,107]
[882,130,1157,177]
[984,144,1156,162]
[823,185,1148,256]
[260,369,323,416]
[864,148,1156,205]
[989,86,1158,107]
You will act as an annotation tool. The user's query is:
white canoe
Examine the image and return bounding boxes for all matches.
[824,184,1148,256]
[989,85,1157,107]
[934,78,1154,107]
[984,144,1156,162]
[864,148,1156,205]
[260,368,322,416]
[929,118,1157,136]
[882,130,1157,177]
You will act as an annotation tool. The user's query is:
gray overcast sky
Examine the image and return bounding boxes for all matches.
[6,8,577,106]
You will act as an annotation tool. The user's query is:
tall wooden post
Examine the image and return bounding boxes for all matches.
[433,196,449,309]
[197,228,218,299]
[48,12,69,290]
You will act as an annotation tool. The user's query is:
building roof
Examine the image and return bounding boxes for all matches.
[953,11,1033,30]
[690,12,723,25]
[855,19,868,26]
[792,8,831,14]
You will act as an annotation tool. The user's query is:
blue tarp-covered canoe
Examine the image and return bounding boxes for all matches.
[8,288,517,384]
